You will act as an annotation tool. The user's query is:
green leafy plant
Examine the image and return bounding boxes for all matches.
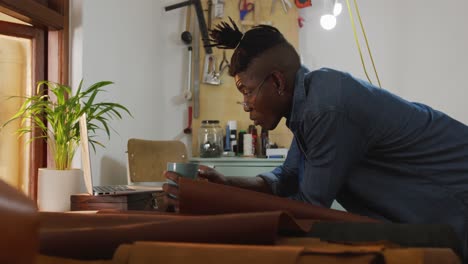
[2,80,131,170]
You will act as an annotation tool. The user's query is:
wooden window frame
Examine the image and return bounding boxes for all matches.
[0,0,69,200]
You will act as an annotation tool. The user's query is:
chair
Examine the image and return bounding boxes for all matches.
[126,138,188,183]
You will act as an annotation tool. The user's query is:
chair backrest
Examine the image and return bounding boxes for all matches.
[127,138,188,182]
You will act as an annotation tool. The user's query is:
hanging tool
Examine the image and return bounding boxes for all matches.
[203,54,221,85]
[165,0,212,55]
[239,0,255,21]
[218,50,230,77]
[165,0,211,118]
[211,50,230,83]
[183,106,193,134]
[212,0,225,19]
[271,0,293,14]
[298,16,305,28]
[181,31,193,100]
[207,0,213,29]
[192,7,201,117]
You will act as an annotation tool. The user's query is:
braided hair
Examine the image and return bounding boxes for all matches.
[207,17,289,76]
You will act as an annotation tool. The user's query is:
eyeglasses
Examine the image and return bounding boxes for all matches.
[237,73,272,110]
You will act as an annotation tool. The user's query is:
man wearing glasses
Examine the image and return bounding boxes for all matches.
[164,18,468,260]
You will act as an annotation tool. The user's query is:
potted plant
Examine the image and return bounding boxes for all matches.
[2,80,131,211]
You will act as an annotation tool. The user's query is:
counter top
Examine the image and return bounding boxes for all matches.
[190,157,285,166]
[189,157,284,177]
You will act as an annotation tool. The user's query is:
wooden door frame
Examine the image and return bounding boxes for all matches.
[0,0,69,84]
[0,0,64,29]
[0,0,69,200]
[0,20,45,199]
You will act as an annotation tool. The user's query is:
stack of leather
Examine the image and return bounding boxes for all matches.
[0,178,462,263]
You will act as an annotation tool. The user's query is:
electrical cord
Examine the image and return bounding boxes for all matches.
[345,0,382,88]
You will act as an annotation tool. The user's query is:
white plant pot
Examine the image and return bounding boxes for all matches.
[37,168,83,212]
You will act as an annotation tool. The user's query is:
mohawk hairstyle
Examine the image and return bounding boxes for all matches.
[207,17,287,76]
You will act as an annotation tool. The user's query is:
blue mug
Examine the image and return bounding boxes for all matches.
[166,162,199,187]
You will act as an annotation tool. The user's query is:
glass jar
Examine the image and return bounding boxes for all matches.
[198,120,224,158]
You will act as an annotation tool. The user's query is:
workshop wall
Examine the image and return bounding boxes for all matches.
[70,0,468,186]
[70,0,189,186]
[300,0,468,124]
[191,0,298,157]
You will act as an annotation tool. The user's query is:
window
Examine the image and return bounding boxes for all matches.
[0,0,69,200]
[0,14,33,194]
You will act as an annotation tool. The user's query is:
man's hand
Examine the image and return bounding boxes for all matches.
[197,165,228,185]
[162,166,228,212]
[162,170,181,211]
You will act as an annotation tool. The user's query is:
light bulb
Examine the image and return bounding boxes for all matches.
[320,14,336,30]
[333,2,342,16]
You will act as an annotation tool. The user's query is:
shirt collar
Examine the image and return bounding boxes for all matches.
[287,65,310,129]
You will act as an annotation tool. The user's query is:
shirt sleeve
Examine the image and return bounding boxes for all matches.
[257,138,301,197]
[291,110,367,208]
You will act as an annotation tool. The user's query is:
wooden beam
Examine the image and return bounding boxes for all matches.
[0,20,36,38]
[47,0,66,14]
[30,28,46,201]
[0,0,64,29]
[60,0,69,85]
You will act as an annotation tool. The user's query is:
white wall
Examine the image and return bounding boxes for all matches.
[71,0,468,185]
[299,0,468,122]
[71,0,191,185]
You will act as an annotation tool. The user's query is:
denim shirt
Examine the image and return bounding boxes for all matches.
[259,66,468,256]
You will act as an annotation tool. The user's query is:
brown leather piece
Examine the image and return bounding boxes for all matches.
[289,239,386,264]
[39,211,308,260]
[36,255,112,264]
[297,254,380,264]
[419,248,462,264]
[178,178,378,222]
[40,211,181,229]
[35,241,460,264]
[36,179,460,263]
[110,240,461,264]
[41,210,313,233]
[0,180,39,264]
[382,248,461,264]
[112,242,304,264]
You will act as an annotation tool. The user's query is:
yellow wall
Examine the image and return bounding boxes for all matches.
[192,0,298,156]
